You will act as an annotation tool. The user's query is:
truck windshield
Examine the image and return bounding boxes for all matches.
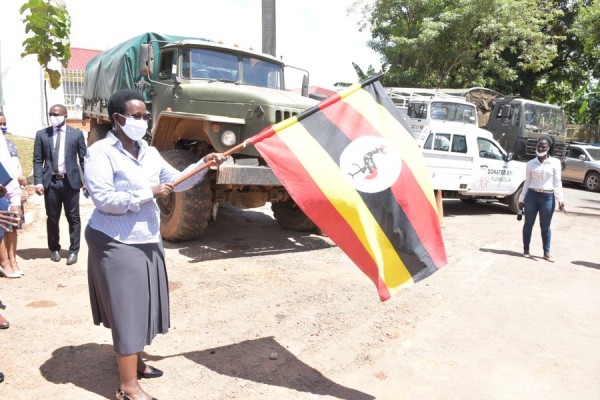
[182,48,239,82]
[523,103,565,133]
[241,57,283,90]
[430,102,477,124]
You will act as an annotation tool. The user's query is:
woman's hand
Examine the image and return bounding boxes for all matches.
[152,183,174,198]
[203,153,227,167]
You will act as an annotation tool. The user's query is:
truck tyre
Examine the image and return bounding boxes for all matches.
[158,150,211,242]
[505,185,523,214]
[88,124,111,146]
[584,172,600,192]
[271,199,316,232]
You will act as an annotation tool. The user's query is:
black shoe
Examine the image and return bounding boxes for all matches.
[66,252,78,265]
[0,371,4,383]
[137,365,163,379]
[50,251,61,262]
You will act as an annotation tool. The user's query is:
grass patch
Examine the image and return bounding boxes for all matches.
[6,134,34,182]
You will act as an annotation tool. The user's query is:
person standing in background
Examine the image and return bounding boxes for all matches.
[33,104,87,265]
[0,112,28,277]
[518,137,565,262]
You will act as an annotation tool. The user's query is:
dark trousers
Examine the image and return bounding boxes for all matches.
[44,175,81,253]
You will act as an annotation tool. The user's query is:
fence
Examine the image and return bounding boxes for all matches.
[566,124,600,143]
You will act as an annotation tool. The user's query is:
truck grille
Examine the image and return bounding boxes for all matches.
[525,138,569,160]
[275,109,299,123]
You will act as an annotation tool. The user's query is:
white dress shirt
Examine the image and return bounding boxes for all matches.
[519,156,564,203]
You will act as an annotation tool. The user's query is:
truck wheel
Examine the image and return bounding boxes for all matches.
[585,172,600,192]
[158,150,211,242]
[88,124,111,146]
[271,199,316,232]
[506,185,523,214]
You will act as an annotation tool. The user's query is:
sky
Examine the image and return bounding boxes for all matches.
[2,0,381,90]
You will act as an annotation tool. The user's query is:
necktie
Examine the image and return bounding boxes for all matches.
[53,128,61,174]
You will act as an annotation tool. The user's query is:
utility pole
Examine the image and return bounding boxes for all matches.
[262,0,276,57]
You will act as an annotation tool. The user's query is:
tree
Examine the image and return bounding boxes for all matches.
[20,0,71,90]
[358,0,563,92]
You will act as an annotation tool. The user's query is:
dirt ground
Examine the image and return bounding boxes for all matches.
[1,185,599,399]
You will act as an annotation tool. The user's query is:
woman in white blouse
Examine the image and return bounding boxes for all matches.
[518,137,565,262]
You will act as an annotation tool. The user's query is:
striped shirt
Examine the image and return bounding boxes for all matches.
[84,131,208,244]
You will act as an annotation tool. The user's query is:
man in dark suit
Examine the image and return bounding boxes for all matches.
[33,104,87,265]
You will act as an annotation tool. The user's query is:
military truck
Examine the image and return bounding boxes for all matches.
[484,96,569,162]
[82,32,318,242]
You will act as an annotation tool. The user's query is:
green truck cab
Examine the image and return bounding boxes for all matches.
[83,33,318,241]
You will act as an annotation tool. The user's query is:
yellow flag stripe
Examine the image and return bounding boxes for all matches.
[277,121,414,288]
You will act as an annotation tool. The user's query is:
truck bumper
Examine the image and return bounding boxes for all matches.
[216,163,281,186]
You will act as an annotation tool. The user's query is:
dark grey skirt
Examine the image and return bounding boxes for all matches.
[86,225,170,355]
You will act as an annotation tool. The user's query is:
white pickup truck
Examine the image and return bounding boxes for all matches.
[420,122,526,214]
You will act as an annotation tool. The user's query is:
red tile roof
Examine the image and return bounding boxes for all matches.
[67,48,102,71]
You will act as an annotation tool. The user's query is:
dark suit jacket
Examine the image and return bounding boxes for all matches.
[33,126,87,190]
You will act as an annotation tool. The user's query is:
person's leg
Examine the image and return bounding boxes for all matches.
[44,180,63,254]
[3,231,18,274]
[116,352,154,399]
[0,240,11,272]
[538,194,556,255]
[62,182,81,254]
[522,191,539,254]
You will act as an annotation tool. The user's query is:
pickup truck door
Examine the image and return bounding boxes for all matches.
[471,137,519,195]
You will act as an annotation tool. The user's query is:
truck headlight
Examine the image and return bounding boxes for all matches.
[221,130,237,146]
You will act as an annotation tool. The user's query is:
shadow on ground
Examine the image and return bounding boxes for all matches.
[40,343,116,398]
[164,205,335,263]
[41,338,374,400]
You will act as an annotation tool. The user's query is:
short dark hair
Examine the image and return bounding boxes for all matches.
[107,89,144,123]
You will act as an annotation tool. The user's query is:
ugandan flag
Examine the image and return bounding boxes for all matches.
[250,76,447,301]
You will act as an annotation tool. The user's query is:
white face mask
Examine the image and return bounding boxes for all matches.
[118,116,148,140]
[536,150,548,157]
[49,115,65,127]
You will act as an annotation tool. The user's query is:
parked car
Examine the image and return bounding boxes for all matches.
[562,143,600,192]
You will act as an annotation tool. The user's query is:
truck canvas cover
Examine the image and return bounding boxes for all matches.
[83,32,210,102]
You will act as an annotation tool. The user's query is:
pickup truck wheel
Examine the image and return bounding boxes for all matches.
[584,172,600,192]
[506,186,523,214]
[271,199,316,232]
[158,150,211,242]
[88,124,111,146]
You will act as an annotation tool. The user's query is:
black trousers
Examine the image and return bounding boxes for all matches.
[44,175,81,253]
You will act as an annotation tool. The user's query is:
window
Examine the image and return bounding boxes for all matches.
[242,57,283,89]
[158,50,177,80]
[477,138,504,160]
[408,102,427,119]
[424,133,451,151]
[451,135,467,153]
[568,147,584,159]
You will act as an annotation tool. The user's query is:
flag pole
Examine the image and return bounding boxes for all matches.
[170,139,252,186]
[172,73,384,187]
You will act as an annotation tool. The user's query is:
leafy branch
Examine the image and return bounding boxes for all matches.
[20,0,71,89]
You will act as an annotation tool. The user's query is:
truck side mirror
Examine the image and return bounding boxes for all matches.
[301,74,309,97]
[139,44,155,77]
[505,152,514,161]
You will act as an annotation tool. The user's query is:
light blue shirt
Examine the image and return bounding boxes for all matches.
[84,132,208,244]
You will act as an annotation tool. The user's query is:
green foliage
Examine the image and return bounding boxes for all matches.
[361,0,564,89]
[20,0,71,90]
